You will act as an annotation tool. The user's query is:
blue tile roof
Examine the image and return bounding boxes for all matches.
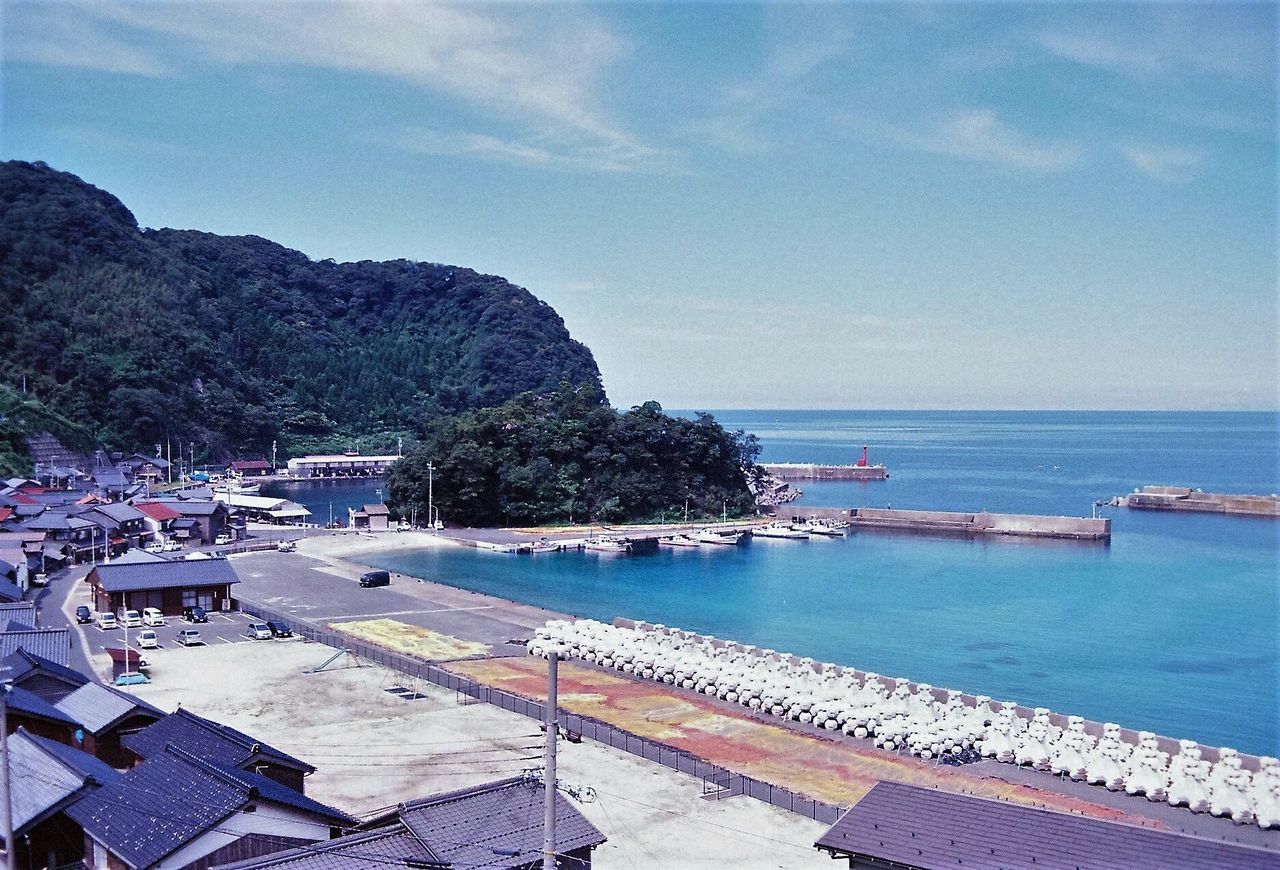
[27,731,122,784]
[89,558,241,593]
[0,579,23,603]
[67,745,351,868]
[0,625,71,666]
[7,684,78,725]
[55,682,164,735]
[9,729,88,838]
[3,648,92,691]
[123,708,313,774]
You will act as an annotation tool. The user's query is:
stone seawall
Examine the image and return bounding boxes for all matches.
[1124,486,1280,517]
[761,463,888,481]
[766,505,1111,541]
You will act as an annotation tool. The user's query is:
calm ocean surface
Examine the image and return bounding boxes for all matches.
[283,412,1280,755]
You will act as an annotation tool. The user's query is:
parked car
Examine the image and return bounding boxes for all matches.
[75,605,93,624]
[276,540,296,552]
[359,570,391,588]
[137,629,159,649]
[214,532,234,545]
[142,607,166,626]
[119,609,143,628]
[175,628,204,646]
[162,539,181,552]
[144,541,165,554]
[97,612,118,630]
[265,620,293,638]
[182,606,209,623]
[244,621,273,640]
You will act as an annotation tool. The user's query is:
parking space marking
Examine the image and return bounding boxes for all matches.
[308,606,497,621]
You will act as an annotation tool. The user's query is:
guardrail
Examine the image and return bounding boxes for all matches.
[239,599,845,825]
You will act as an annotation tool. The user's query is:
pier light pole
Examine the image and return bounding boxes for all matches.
[542,648,560,870]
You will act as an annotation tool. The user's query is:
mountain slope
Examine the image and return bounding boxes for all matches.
[0,160,603,463]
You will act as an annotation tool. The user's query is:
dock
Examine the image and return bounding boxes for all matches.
[769,506,1110,542]
[1119,486,1280,518]
[761,463,888,481]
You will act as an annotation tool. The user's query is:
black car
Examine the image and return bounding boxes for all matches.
[265,620,293,638]
[359,570,390,588]
[75,605,93,624]
[182,606,209,623]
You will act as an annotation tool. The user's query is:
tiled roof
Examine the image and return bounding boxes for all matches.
[27,731,122,784]
[123,707,314,774]
[134,501,182,521]
[814,781,1280,870]
[216,777,605,870]
[89,558,241,593]
[0,578,22,603]
[399,776,604,869]
[88,502,147,523]
[4,648,91,694]
[7,684,79,725]
[67,746,351,869]
[10,728,88,837]
[229,460,272,471]
[55,682,164,735]
[0,625,71,666]
[171,500,224,516]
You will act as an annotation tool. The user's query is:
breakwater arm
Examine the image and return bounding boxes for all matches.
[767,505,1111,541]
[761,463,888,481]
[1119,486,1280,518]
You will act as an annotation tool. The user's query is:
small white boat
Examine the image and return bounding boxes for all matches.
[530,540,563,554]
[752,523,809,539]
[697,529,744,545]
[807,523,846,538]
[583,537,631,554]
[659,535,701,548]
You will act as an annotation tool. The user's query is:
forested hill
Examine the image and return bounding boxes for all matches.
[0,160,602,463]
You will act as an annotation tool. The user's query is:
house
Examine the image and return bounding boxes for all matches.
[3,647,91,702]
[228,459,273,478]
[216,776,607,870]
[349,502,390,531]
[118,453,172,484]
[69,745,353,870]
[0,576,23,603]
[4,684,80,742]
[135,500,184,544]
[19,510,106,562]
[77,501,152,550]
[7,728,119,870]
[89,466,131,500]
[813,781,1279,870]
[123,707,315,793]
[137,498,231,544]
[54,681,166,768]
[86,557,242,616]
[0,529,50,583]
[0,620,72,665]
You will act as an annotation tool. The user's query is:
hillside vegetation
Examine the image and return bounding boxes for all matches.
[0,160,602,463]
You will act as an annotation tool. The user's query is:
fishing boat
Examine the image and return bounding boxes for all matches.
[807,522,847,537]
[697,529,744,545]
[752,523,809,539]
[583,537,631,554]
[659,534,701,548]
[530,540,563,554]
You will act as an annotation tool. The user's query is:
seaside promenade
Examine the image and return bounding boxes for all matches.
[224,533,1280,854]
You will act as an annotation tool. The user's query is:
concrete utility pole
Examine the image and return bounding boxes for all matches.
[542,650,559,870]
[427,462,434,531]
[0,681,14,870]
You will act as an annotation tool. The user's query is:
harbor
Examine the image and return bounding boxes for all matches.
[768,505,1111,541]
[1117,486,1280,518]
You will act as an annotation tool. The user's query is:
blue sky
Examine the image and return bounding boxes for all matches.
[3,1,1276,410]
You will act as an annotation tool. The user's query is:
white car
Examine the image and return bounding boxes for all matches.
[162,539,181,552]
[214,532,234,545]
[119,609,143,628]
[144,542,165,554]
[142,607,166,626]
[97,612,118,630]
[136,629,159,649]
[175,628,204,646]
[244,621,273,640]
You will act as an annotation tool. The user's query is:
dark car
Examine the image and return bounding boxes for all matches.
[75,605,93,624]
[358,570,390,588]
[182,606,209,623]
[265,620,293,638]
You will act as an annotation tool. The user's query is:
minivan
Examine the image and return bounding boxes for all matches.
[142,607,165,626]
[137,629,159,649]
[359,570,390,588]
[119,609,143,628]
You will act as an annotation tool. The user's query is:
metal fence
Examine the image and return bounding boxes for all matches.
[240,599,846,825]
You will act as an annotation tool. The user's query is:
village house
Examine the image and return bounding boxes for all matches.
[86,557,242,616]
[117,453,172,484]
[228,458,273,478]
[54,681,166,768]
[0,618,72,666]
[4,685,80,742]
[3,647,91,703]
[349,502,390,531]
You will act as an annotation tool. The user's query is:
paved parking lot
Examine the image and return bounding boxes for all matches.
[80,607,292,656]
[229,551,553,649]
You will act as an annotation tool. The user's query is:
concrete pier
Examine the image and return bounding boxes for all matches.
[761,463,888,481]
[769,505,1111,542]
[1120,486,1280,518]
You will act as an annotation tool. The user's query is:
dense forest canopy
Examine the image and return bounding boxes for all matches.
[387,384,761,527]
[0,160,602,465]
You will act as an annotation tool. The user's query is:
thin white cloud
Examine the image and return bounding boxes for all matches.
[847,109,1083,173]
[6,1,658,170]
[372,127,669,175]
[1035,30,1165,77]
[1118,142,1206,182]
[54,125,192,156]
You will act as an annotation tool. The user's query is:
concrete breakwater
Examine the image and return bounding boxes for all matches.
[769,505,1111,541]
[1120,486,1280,518]
[762,462,888,481]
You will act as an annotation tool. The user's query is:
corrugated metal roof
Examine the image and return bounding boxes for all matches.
[0,625,71,666]
[814,781,1279,870]
[123,707,313,773]
[89,558,241,593]
[66,746,351,868]
[55,682,164,735]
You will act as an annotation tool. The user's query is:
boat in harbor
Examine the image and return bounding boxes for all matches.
[697,529,744,545]
[659,534,701,548]
[516,540,564,554]
[804,520,848,537]
[583,537,632,554]
[752,523,809,539]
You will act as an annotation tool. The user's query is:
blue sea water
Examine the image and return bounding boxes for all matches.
[291,411,1280,755]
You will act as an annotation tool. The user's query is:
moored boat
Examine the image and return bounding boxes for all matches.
[752,523,809,539]
[659,534,702,548]
[697,529,744,545]
[584,537,631,554]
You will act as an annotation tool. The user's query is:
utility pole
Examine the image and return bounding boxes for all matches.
[542,650,559,870]
[1,677,15,870]
[427,462,434,531]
